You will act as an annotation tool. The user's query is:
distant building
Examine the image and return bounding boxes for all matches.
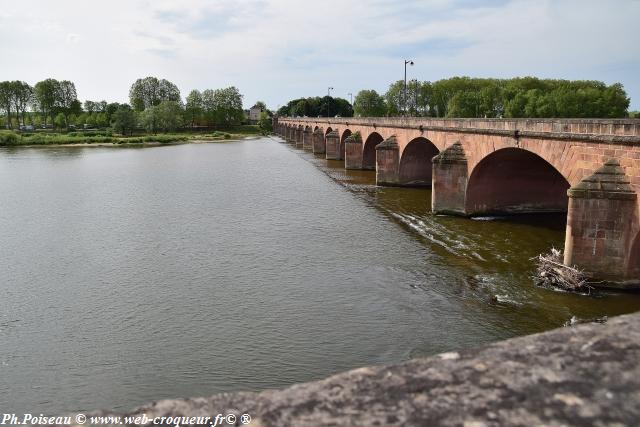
[248,104,264,124]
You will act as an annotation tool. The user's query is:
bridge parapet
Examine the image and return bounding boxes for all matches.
[279,117,640,139]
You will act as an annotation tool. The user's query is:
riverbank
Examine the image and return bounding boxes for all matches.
[42,311,640,426]
[0,126,262,146]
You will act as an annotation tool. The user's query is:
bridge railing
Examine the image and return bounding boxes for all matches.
[278,117,640,137]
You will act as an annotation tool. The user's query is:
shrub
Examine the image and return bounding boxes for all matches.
[0,131,20,145]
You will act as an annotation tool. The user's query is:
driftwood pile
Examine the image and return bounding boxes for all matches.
[534,248,593,293]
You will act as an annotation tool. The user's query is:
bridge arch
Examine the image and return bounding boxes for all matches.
[362,132,384,170]
[399,137,440,186]
[465,147,570,215]
[628,232,640,278]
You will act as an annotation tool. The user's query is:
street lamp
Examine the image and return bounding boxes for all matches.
[404,59,414,116]
[327,87,334,117]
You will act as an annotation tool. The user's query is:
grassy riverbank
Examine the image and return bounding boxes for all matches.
[0,125,262,146]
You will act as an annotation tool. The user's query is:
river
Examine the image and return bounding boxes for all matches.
[1,138,639,414]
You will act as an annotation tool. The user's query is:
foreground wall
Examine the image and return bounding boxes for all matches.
[55,312,640,426]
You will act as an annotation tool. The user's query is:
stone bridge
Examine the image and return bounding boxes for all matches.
[274,117,640,285]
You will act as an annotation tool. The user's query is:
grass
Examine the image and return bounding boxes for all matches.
[0,126,262,146]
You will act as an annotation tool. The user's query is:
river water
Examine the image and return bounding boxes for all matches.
[1,138,639,414]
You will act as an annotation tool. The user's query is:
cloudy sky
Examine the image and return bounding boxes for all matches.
[1,0,639,110]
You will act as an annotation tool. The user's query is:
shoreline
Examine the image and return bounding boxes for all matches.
[0,135,263,148]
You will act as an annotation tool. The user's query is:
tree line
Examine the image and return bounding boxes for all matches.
[359,77,631,118]
[0,76,262,133]
[276,96,354,118]
[279,77,633,119]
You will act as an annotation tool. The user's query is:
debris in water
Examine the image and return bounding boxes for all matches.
[533,248,593,293]
[564,315,608,327]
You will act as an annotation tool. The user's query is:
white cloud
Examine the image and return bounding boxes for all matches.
[0,0,638,109]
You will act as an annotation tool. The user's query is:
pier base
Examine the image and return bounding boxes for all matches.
[325,130,341,160]
[375,136,400,186]
[431,142,468,216]
[296,128,303,147]
[564,159,639,283]
[345,132,363,169]
[302,129,312,150]
[312,129,326,154]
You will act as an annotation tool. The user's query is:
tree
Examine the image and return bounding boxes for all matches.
[95,112,109,128]
[54,80,78,127]
[258,111,273,134]
[104,102,121,123]
[140,106,158,132]
[129,76,181,111]
[54,112,66,129]
[384,81,405,116]
[185,90,203,127]
[76,112,88,127]
[155,100,184,132]
[0,81,13,128]
[84,100,97,113]
[111,104,136,135]
[85,113,97,128]
[33,79,59,126]
[353,90,386,117]
[11,81,33,125]
[208,86,244,126]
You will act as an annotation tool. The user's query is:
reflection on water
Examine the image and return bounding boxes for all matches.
[1,139,639,415]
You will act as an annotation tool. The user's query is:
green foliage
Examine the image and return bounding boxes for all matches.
[111,104,136,135]
[355,76,631,118]
[0,131,19,145]
[202,86,244,126]
[278,96,353,117]
[140,100,184,132]
[258,111,273,135]
[54,112,66,129]
[185,90,203,127]
[354,90,386,117]
[129,77,181,112]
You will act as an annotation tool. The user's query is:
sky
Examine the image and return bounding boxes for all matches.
[1,0,639,110]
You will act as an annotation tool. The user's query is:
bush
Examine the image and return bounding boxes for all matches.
[0,131,20,145]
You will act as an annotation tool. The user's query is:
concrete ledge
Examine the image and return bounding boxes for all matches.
[52,312,640,426]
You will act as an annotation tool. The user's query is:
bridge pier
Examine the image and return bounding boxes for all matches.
[376,136,400,186]
[326,130,341,160]
[294,128,302,147]
[286,127,294,143]
[302,128,312,149]
[431,142,469,216]
[345,132,363,169]
[564,160,639,283]
[313,129,326,154]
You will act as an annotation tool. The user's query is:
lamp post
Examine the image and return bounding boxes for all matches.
[327,87,334,118]
[404,59,414,116]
